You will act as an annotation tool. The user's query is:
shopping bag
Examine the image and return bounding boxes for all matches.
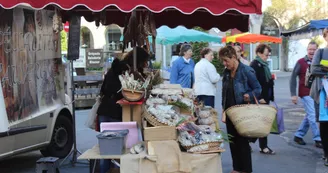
[85,96,101,129]
[319,80,328,121]
[270,102,285,134]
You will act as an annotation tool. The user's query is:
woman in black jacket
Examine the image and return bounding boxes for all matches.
[250,44,275,155]
[96,47,150,173]
[97,47,149,124]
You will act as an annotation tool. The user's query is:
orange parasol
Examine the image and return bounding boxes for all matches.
[222,33,282,44]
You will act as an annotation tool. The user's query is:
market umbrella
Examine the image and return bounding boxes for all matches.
[2,0,262,32]
[222,33,282,43]
[119,26,221,44]
[155,26,221,45]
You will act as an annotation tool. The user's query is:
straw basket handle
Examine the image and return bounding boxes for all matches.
[247,92,259,105]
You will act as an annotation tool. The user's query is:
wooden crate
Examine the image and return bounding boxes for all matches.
[142,120,177,141]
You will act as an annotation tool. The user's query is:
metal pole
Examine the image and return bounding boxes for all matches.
[70,59,78,165]
[133,47,137,71]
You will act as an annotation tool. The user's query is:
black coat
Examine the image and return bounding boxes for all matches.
[97,59,129,120]
[250,60,274,104]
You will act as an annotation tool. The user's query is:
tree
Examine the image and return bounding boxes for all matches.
[264,0,328,71]
[61,31,68,52]
[190,27,225,75]
[264,0,327,30]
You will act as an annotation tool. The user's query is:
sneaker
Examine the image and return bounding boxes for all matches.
[294,136,306,145]
[315,141,323,148]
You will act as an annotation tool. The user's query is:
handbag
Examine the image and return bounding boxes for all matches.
[84,96,101,130]
[319,78,328,121]
[270,102,285,134]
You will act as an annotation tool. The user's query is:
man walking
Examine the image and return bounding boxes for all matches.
[290,41,322,148]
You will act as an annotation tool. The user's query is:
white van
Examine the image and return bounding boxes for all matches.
[0,7,73,160]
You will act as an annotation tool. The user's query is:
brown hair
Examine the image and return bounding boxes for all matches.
[323,27,328,38]
[122,47,150,74]
[200,48,212,58]
[179,44,192,56]
[218,46,237,60]
[255,44,271,54]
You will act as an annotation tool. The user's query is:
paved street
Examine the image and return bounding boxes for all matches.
[0,72,327,173]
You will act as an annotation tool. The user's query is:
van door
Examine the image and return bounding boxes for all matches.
[0,94,14,159]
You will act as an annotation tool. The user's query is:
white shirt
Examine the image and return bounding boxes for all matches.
[183,57,191,63]
[194,58,221,96]
[240,58,250,66]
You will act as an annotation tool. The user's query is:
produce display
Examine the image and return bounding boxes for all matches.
[196,106,219,131]
[147,105,181,126]
[177,122,224,153]
[119,71,151,92]
[145,87,196,126]
[130,143,145,154]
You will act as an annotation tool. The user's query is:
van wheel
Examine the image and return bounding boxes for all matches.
[40,116,73,159]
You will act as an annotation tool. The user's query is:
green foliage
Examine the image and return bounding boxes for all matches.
[191,42,225,75]
[153,61,162,69]
[192,42,209,63]
[61,31,68,52]
[311,36,325,47]
[212,51,225,75]
[265,0,327,30]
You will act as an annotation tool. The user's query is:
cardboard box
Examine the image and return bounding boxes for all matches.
[121,104,142,128]
[142,120,177,141]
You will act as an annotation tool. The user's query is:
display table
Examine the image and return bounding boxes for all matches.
[78,145,124,173]
[78,144,223,173]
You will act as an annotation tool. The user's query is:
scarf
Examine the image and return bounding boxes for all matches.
[255,56,271,82]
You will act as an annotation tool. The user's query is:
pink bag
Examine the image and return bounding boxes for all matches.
[100,122,141,148]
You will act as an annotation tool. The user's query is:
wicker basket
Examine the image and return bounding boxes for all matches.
[122,89,145,102]
[142,105,170,127]
[225,104,277,138]
[181,141,223,151]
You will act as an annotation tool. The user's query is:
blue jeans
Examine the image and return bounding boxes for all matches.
[98,115,120,173]
[295,96,321,141]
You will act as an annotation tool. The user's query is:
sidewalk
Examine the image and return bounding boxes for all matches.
[274,71,292,78]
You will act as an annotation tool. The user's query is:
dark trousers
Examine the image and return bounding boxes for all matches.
[259,137,268,149]
[197,95,215,108]
[320,122,328,157]
[226,117,252,172]
[314,103,328,157]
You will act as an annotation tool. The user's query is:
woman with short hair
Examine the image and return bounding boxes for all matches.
[250,43,275,155]
[219,45,262,173]
[170,44,195,88]
[194,48,220,107]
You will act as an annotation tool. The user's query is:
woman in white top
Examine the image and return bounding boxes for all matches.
[194,48,221,108]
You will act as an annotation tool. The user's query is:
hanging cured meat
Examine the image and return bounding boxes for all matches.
[122,10,157,54]
[148,12,157,54]
[123,11,138,51]
[137,12,146,47]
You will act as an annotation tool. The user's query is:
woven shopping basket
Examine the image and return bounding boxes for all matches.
[225,95,277,138]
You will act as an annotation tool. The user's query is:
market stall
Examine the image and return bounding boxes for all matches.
[0,0,263,172]
[81,81,226,173]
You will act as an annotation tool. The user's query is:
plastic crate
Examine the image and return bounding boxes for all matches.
[97,129,129,155]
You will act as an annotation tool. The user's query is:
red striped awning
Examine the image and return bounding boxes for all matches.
[1,0,262,14]
[0,0,263,32]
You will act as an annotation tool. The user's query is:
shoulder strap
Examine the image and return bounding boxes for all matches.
[320,49,324,60]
